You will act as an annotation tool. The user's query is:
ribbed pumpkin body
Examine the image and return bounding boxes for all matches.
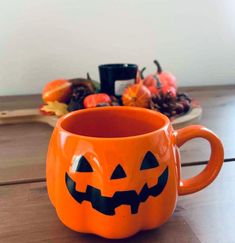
[46,108,179,239]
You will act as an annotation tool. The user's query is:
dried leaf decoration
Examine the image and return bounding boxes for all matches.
[41,101,68,117]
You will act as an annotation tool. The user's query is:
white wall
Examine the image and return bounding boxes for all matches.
[1,0,235,96]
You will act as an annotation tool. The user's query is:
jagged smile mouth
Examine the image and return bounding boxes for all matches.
[65,167,168,215]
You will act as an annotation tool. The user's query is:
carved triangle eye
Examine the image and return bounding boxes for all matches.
[111,164,127,179]
[72,155,93,172]
[140,152,159,170]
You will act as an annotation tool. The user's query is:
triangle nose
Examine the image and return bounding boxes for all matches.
[111,164,127,180]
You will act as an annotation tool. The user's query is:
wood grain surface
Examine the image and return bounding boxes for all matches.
[180,162,235,243]
[0,85,234,183]
[0,95,42,111]
[179,85,235,162]
[0,123,52,184]
[0,163,234,243]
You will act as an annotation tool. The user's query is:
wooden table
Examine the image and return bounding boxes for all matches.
[0,85,235,242]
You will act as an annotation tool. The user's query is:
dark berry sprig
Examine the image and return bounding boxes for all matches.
[68,86,92,111]
[150,92,191,118]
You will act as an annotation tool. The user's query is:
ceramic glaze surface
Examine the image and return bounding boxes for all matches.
[46,107,224,239]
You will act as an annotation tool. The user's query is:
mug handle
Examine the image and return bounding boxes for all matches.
[175,125,224,195]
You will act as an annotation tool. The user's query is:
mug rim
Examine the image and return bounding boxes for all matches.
[57,106,170,141]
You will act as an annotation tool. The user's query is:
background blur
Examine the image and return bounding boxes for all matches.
[1,0,235,96]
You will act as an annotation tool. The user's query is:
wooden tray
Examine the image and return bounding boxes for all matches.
[0,104,202,129]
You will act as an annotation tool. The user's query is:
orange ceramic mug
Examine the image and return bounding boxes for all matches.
[46,106,224,239]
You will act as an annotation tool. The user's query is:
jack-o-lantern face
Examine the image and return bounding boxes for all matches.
[65,151,168,215]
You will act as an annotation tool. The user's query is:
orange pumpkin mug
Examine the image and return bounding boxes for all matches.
[46,107,224,239]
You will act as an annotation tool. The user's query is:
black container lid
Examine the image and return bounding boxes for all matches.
[99,63,138,80]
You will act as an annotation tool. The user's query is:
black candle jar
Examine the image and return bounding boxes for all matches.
[99,64,138,97]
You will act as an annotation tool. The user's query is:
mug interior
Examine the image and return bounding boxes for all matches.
[60,107,168,138]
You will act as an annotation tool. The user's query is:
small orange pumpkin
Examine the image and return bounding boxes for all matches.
[42,79,72,103]
[153,60,177,89]
[122,83,151,108]
[142,60,177,97]
[83,93,111,108]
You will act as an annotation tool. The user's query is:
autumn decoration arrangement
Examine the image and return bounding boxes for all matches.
[40,60,192,119]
